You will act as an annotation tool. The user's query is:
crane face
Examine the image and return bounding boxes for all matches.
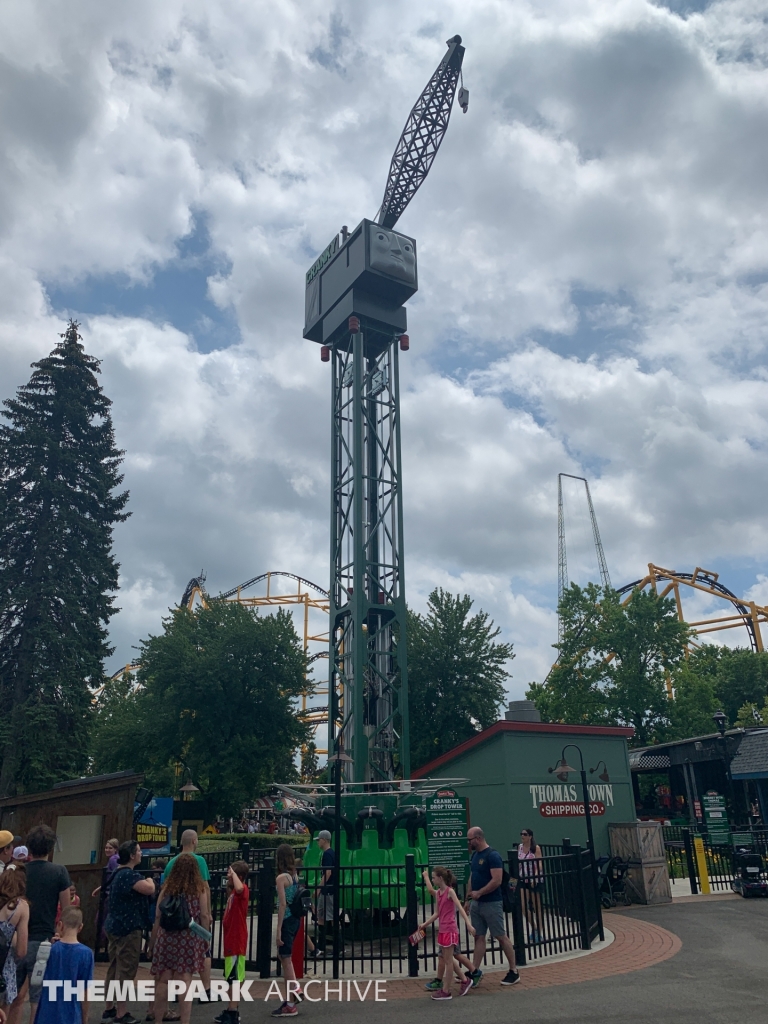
[369,228,416,284]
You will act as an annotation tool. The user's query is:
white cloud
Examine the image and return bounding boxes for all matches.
[3,0,768,707]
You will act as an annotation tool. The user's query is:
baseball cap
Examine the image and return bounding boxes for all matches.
[12,846,28,860]
[314,830,332,842]
[0,830,13,849]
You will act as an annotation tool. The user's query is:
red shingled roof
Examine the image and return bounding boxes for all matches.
[411,719,634,779]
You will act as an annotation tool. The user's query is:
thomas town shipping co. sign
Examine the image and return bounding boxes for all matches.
[529,783,615,818]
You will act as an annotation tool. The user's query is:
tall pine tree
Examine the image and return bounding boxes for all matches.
[0,321,129,796]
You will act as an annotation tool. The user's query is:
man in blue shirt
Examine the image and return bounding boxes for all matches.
[466,826,519,987]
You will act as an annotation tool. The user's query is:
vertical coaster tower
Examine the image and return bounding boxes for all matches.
[303,36,468,785]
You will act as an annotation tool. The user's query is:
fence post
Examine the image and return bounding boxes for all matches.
[587,845,604,942]
[570,844,591,950]
[506,849,526,967]
[405,855,419,977]
[683,829,698,895]
[256,856,276,978]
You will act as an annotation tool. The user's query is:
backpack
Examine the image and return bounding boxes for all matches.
[158,893,191,931]
[501,868,517,913]
[288,880,312,918]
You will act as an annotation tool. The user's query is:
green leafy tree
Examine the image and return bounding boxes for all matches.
[91,600,309,816]
[602,587,691,745]
[407,589,513,771]
[528,584,690,745]
[666,662,720,740]
[527,583,614,726]
[734,700,768,729]
[300,741,320,782]
[0,321,128,796]
[711,648,768,724]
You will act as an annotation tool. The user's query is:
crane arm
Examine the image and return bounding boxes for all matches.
[375,35,467,230]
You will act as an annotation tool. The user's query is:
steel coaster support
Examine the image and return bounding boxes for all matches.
[328,320,409,783]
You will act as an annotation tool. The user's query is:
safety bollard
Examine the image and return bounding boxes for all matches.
[693,836,711,894]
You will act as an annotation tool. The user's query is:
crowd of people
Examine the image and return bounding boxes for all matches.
[0,817,545,1020]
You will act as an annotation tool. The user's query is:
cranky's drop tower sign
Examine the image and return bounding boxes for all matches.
[304,36,467,784]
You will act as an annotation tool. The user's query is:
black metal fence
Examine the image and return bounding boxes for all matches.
[96,844,603,978]
[663,827,768,895]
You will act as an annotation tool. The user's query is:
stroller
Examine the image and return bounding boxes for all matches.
[596,856,631,908]
[730,848,768,898]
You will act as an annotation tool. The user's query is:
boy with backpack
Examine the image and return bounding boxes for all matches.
[34,907,94,1024]
[214,861,250,1024]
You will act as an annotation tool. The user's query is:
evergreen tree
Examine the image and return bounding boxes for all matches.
[407,589,512,770]
[0,321,128,796]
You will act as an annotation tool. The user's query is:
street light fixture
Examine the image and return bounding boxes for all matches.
[712,710,735,821]
[547,744,605,853]
[590,761,610,784]
[326,744,353,980]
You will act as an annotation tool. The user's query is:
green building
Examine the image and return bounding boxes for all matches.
[412,709,635,859]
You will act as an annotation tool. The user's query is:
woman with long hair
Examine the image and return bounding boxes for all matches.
[0,869,28,1007]
[148,854,211,1024]
[272,844,303,1018]
[518,828,544,943]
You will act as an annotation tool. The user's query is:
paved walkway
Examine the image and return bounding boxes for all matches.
[76,895,768,1022]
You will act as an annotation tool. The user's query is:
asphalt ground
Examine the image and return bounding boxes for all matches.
[70,897,768,1024]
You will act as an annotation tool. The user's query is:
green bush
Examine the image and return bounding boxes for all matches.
[197,833,309,850]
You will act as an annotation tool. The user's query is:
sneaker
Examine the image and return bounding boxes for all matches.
[469,969,483,988]
[102,1012,117,1022]
[115,1015,141,1024]
[459,977,473,997]
[500,970,521,986]
[431,990,452,1000]
[271,1003,299,1017]
[214,1012,238,1024]
[424,978,443,991]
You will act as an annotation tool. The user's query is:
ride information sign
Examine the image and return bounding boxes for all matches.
[702,791,729,845]
[426,789,470,883]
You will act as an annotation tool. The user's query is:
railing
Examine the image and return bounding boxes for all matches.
[664,827,768,895]
[96,845,603,977]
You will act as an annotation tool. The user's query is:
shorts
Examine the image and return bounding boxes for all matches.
[278,915,301,959]
[316,894,334,922]
[106,930,142,983]
[224,955,246,984]
[519,878,545,894]
[16,939,42,1004]
[437,931,460,948]
[470,900,505,939]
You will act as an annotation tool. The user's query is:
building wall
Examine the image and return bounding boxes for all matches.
[433,730,635,859]
[0,774,142,948]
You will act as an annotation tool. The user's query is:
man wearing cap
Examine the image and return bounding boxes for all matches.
[0,831,14,873]
[314,831,335,948]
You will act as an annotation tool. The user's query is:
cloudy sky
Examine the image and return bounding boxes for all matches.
[3,0,768,713]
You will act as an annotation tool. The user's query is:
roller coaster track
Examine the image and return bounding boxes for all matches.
[545,563,768,686]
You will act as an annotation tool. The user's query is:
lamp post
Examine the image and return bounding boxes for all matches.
[713,710,736,824]
[548,744,608,853]
[326,743,353,980]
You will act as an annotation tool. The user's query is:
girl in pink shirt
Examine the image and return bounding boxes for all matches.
[421,867,475,1000]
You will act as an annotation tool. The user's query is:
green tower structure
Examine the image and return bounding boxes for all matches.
[303,36,467,785]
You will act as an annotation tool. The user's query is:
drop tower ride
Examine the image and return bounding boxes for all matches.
[304,36,468,784]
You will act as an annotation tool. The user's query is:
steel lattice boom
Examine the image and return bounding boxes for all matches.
[375,35,466,230]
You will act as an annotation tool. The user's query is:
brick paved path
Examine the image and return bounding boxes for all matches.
[373,912,681,999]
